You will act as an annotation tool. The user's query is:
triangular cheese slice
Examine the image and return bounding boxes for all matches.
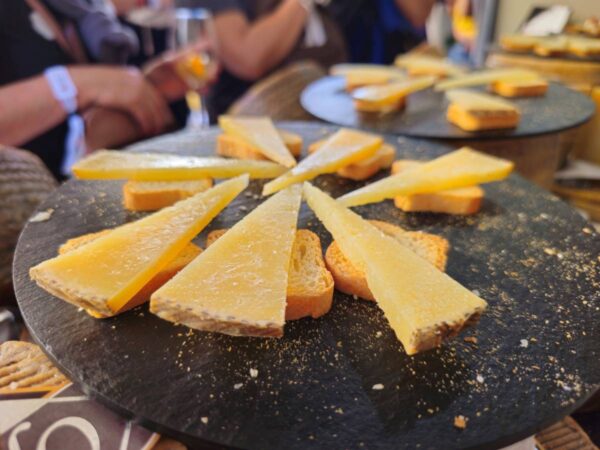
[330,63,405,78]
[394,55,466,77]
[303,182,487,355]
[435,68,541,91]
[262,128,382,196]
[72,151,285,181]
[352,76,436,107]
[30,175,249,317]
[219,116,296,168]
[151,184,302,337]
[446,89,519,113]
[338,147,513,207]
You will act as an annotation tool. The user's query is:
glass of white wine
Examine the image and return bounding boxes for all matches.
[171,7,219,129]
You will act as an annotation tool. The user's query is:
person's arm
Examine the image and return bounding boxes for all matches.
[0,66,173,147]
[213,0,309,80]
[394,0,435,28]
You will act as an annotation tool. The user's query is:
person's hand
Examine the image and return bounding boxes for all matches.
[71,66,174,136]
[143,40,219,101]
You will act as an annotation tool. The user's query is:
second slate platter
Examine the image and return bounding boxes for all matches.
[301,77,595,140]
[13,123,600,449]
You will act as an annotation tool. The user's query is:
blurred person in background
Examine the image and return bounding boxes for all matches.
[0,0,196,179]
[327,0,436,64]
[182,0,347,118]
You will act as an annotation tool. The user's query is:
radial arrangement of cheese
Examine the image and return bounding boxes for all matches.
[29,175,249,317]
[151,185,302,338]
[218,116,296,168]
[72,150,286,181]
[262,128,383,196]
[303,182,487,355]
[352,76,436,113]
[338,147,513,207]
[435,68,541,91]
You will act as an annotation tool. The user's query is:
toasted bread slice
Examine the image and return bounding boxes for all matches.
[490,79,548,98]
[533,36,569,57]
[325,220,449,301]
[216,129,302,160]
[353,96,407,115]
[391,160,483,215]
[499,34,541,53]
[123,179,213,211]
[59,230,202,318]
[308,138,395,181]
[206,229,334,321]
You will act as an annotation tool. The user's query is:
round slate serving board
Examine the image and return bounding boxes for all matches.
[13,123,600,450]
[300,78,595,140]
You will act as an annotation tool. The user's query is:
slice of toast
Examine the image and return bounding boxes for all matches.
[490,79,548,98]
[353,96,407,115]
[325,220,449,301]
[216,129,303,160]
[391,160,483,215]
[206,228,334,320]
[308,138,395,181]
[123,179,213,212]
[59,230,202,318]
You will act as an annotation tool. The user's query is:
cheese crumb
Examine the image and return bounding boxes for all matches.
[375,331,382,338]
[201,417,209,424]
[234,383,243,390]
[372,383,384,390]
[476,375,484,384]
[454,415,468,429]
[520,339,529,348]
[29,208,54,222]
[250,368,258,378]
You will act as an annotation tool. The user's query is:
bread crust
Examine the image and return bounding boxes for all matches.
[490,80,548,98]
[123,179,213,212]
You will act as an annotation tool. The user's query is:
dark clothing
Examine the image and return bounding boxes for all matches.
[183,0,346,119]
[0,1,73,178]
[328,0,426,64]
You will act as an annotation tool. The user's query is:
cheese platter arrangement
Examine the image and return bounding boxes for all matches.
[13,122,600,449]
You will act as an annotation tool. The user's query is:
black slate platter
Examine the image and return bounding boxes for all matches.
[13,123,600,450]
[300,77,595,140]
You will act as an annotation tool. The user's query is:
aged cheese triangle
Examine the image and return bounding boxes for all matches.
[219,116,296,168]
[338,147,513,207]
[72,151,285,181]
[352,76,436,106]
[435,68,541,91]
[29,175,249,317]
[303,182,487,355]
[262,128,382,196]
[446,89,519,112]
[394,55,466,77]
[151,185,302,337]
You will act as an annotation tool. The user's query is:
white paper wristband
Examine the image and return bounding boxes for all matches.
[44,66,78,115]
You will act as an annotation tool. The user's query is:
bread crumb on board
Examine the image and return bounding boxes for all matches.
[454,415,468,429]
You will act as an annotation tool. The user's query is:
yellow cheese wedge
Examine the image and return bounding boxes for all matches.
[394,55,466,78]
[499,34,542,52]
[151,184,302,338]
[446,89,519,112]
[123,179,213,211]
[338,147,513,207]
[534,36,569,56]
[435,68,541,91]
[29,175,249,317]
[303,182,487,355]
[262,128,383,196]
[219,116,296,168]
[58,230,202,318]
[72,151,285,181]
[352,76,436,108]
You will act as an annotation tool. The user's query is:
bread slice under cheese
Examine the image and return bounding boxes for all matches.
[446,89,520,131]
[352,76,435,114]
[533,36,569,57]
[308,138,395,181]
[216,129,303,161]
[58,229,202,318]
[490,79,548,98]
[123,179,213,211]
[391,160,483,215]
[325,220,449,301]
[499,34,542,53]
[207,228,334,321]
[567,37,600,57]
